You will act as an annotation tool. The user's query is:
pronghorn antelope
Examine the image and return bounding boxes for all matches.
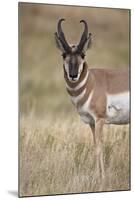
[55,19,129,178]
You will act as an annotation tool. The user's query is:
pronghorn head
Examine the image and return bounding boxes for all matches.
[55,19,92,82]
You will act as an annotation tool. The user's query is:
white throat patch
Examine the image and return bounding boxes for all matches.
[70,88,86,104]
[66,70,89,91]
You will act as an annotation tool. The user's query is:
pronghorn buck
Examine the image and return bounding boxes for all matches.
[55,19,130,178]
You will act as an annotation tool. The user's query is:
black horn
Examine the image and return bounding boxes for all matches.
[58,18,65,35]
[57,18,71,52]
[77,20,88,52]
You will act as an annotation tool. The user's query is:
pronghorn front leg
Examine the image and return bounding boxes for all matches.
[94,118,105,179]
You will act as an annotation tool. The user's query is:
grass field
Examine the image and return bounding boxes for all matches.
[20,115,129,196]
[19,3,130,196]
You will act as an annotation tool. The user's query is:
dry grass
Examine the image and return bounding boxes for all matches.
[19,3,130,197]
[20,115,130,196]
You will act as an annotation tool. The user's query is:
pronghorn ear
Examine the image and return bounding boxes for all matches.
[54,32,66,52]
[82,33,92,53]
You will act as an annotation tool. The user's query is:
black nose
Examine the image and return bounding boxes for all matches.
[70,74,78,79]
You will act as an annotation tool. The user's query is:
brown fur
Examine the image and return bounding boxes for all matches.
[90,68,129,94]
[64,63,129,119]
[66,82,86,96]
[77,72,94,108]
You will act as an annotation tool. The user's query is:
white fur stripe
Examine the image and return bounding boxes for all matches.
[78,90,94,114]
[70,89,86,104]
[66,70,89,91]
[78,90,95,124]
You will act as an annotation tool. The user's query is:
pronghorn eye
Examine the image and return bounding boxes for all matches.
[62,53,66,59]
[81,53,85,59]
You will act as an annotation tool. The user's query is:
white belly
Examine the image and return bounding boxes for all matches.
[106,92,129,124]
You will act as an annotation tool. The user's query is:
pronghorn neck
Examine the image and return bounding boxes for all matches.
[64,62,95,110]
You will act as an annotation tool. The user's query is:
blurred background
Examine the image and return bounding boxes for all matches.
[19,3,129,119]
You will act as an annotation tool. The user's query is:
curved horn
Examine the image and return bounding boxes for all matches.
[77,20,88,52]
[58,18,65,35]
[57,18,71,52]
